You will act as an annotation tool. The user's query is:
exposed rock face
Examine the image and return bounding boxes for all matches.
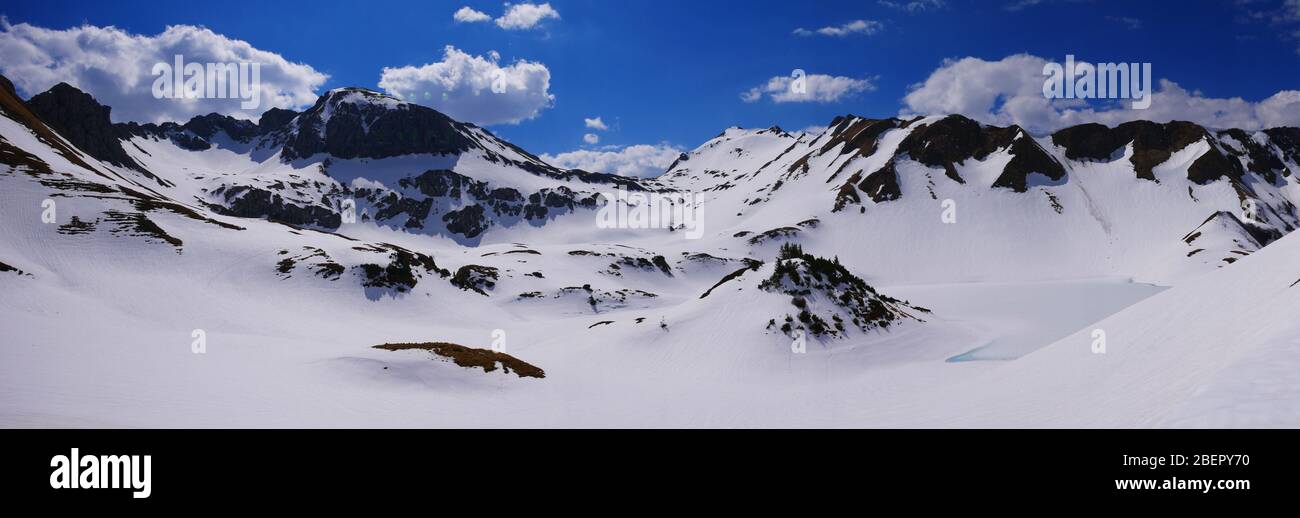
[826,115,1066,211]
[115,108,297,151]
[210,185,342,228]
[1050,120,1237,183]
[279,88,476,161]
[257,108,299,134]
[26,83,143,170]
[450,265,500,295]
[355,248,450,293]
[1263,127,1300,168]
[442,204,489,238]
[1187,211,1285,249]
[361,168,600,238]
[760,243,928,338]
[857,159,902,202]
[895,115,1064,190]
[182,113,261,142]
[992,131,1068,191]
[1049,122,1125,162]
[1219,129,1288,184]
[816,117,905,172]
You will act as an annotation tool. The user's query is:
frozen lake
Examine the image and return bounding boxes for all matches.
[883,279,1168,362]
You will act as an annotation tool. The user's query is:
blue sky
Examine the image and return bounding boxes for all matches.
[3,0,1299,164]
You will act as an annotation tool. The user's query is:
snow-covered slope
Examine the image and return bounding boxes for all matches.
[3,74,1300,428]
[905,227,1300,427]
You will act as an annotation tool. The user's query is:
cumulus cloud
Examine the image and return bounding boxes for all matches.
[583,133,600,145]
[584,116,608,130]
[742,73,876,103]
[378,45,554,125]
[453,7,492,23]
[900,54,1300,133]
[541,144,683,178]
[496,3,561,30]
[0,20,326,123]
[793,20,883,37]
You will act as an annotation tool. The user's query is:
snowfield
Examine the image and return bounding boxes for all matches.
[3,81,1300,428]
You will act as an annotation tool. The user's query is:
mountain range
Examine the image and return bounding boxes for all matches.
[3,74,1299,427]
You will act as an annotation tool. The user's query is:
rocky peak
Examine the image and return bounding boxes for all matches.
[895,115,1063,190]
[257,107,299,134]
[279,87,476,161]
[25,83,143,170]
[182,113,261,142]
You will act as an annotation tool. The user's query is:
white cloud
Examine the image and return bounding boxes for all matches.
[453,7,492,23]
[541,143,683,178]
[793,20,883,37]
[878,0,946,12]
[900,54,1300,133]
[496,3,561,30]
[584,116,608,130]
[583,133,600,145]
[800,125,829,136]
[378,45,554,126]
[742,74,877,103]
[0,20,326,123]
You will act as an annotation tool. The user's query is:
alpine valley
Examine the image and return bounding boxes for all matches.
[4,75,1300,427]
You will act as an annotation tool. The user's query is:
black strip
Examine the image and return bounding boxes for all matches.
[1,429,1294,506]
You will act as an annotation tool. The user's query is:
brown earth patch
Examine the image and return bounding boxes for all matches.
[374,342,545,379]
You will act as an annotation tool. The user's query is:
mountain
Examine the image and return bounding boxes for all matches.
[26,82,144,171]
[3,75,1300,427]
[656,113,1298,283]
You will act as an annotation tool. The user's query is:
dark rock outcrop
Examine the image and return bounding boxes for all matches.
[1051,120,1233,183]
[356,248,449,293]
[257,108,299,134]
[279,88,475,161]
[760,243,927,338]
[895,115,1064,191]
[450,265,500,295]
[1219,129,1288,184]
[442,204,489,238]
[182,113,260,142]
[210,186,341,228]
[858,160,903,202]
[26,83,143,170]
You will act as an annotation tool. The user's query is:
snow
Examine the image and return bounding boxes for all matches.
[4,104,1300,428]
